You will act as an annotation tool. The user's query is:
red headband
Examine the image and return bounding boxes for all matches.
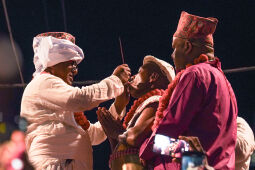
[36,32,75,44]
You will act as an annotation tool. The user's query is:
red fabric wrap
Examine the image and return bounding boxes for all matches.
[36,32,75,44]
[109,148,139,168]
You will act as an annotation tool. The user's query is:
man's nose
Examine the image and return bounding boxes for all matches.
[72,67,78,75]
[171,53,174,60]
[129,75,135,82]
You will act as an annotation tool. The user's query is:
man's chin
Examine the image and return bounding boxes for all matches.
[66,79,73,85]
[67,76,74,85]
[129,87,137,97]
[129,88,145,99]
[129,85,138,93]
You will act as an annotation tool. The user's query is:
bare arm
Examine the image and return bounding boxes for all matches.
[124,103,158,147]
[113,84,130,115]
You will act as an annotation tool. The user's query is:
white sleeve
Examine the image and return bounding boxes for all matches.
[108,103,126,120]
[87,121,107,145]
[38,75,124,112]
[235,117,255,163]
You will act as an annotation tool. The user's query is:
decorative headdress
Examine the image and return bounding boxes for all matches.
[173,11,218,47]
[32,32,84,77]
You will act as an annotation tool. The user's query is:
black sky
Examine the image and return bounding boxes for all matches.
[0,0,254,169]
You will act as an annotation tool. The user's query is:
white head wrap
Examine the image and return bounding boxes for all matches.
[32,36,84,77]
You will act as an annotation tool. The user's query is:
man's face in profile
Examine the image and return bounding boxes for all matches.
[171,37,187,71]
[49,60,78,85]
[128,66,151,98]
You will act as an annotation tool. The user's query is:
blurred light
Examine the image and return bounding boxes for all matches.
[154,134,172,154]
[0,112,3,122]
[11,158,24,170]
[153,134,190,157]
[251,152,255,168]
[0,34,23,82]
[154,134,172,146]
[0,122,6,134]
[18,117,27,132]
[122,163,138,170]
[14,115,20,124]
[11,130,25,143]
[14,116,27,132]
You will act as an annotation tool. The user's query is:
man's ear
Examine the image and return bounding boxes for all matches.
[184,40,193,55]
[149,72,159,83]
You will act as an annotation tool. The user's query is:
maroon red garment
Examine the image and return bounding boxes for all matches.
[140,59,237,170]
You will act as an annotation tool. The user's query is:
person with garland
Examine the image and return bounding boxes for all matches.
[96,55,175,169]
[139,11,238,169]
[20,32,131,170]
[0,130,34,170]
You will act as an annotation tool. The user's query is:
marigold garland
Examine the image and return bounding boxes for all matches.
[122,89,165,129]
[151,54,209,131]
[74,112,90,131]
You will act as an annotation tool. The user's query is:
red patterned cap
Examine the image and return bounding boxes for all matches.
[36,32,75,44]
[173,11,218,47]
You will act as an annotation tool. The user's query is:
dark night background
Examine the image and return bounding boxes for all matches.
[0,0,254,169]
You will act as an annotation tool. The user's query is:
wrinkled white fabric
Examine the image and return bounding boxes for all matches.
[235,117,255,170]
[21,73,124,170]
[43,159,88,170]
[33,36,84,77]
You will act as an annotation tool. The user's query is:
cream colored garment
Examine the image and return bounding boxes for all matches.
[235,117,255,170]
[21,73,124,170]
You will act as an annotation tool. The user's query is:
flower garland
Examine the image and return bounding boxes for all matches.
[151,54,209,131]
[123,89,165,129]
[74,112,90,131]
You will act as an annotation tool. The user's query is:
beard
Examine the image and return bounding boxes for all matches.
[129,82,151,99]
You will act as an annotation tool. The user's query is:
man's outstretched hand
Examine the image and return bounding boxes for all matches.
[112,64,131,85]
[96,107,125,140]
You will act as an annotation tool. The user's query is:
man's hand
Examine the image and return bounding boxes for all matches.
[112,64,131,85]
[178,136,205,153]
[96,107,125,140]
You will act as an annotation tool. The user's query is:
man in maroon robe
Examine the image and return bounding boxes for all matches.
[140,11,238,170]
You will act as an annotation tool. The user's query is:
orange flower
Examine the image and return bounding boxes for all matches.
[74,112,90,130]
[123,89,165,129]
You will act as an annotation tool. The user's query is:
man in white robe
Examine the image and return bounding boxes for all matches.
[235,117,255,170]
[20,32,130,170]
